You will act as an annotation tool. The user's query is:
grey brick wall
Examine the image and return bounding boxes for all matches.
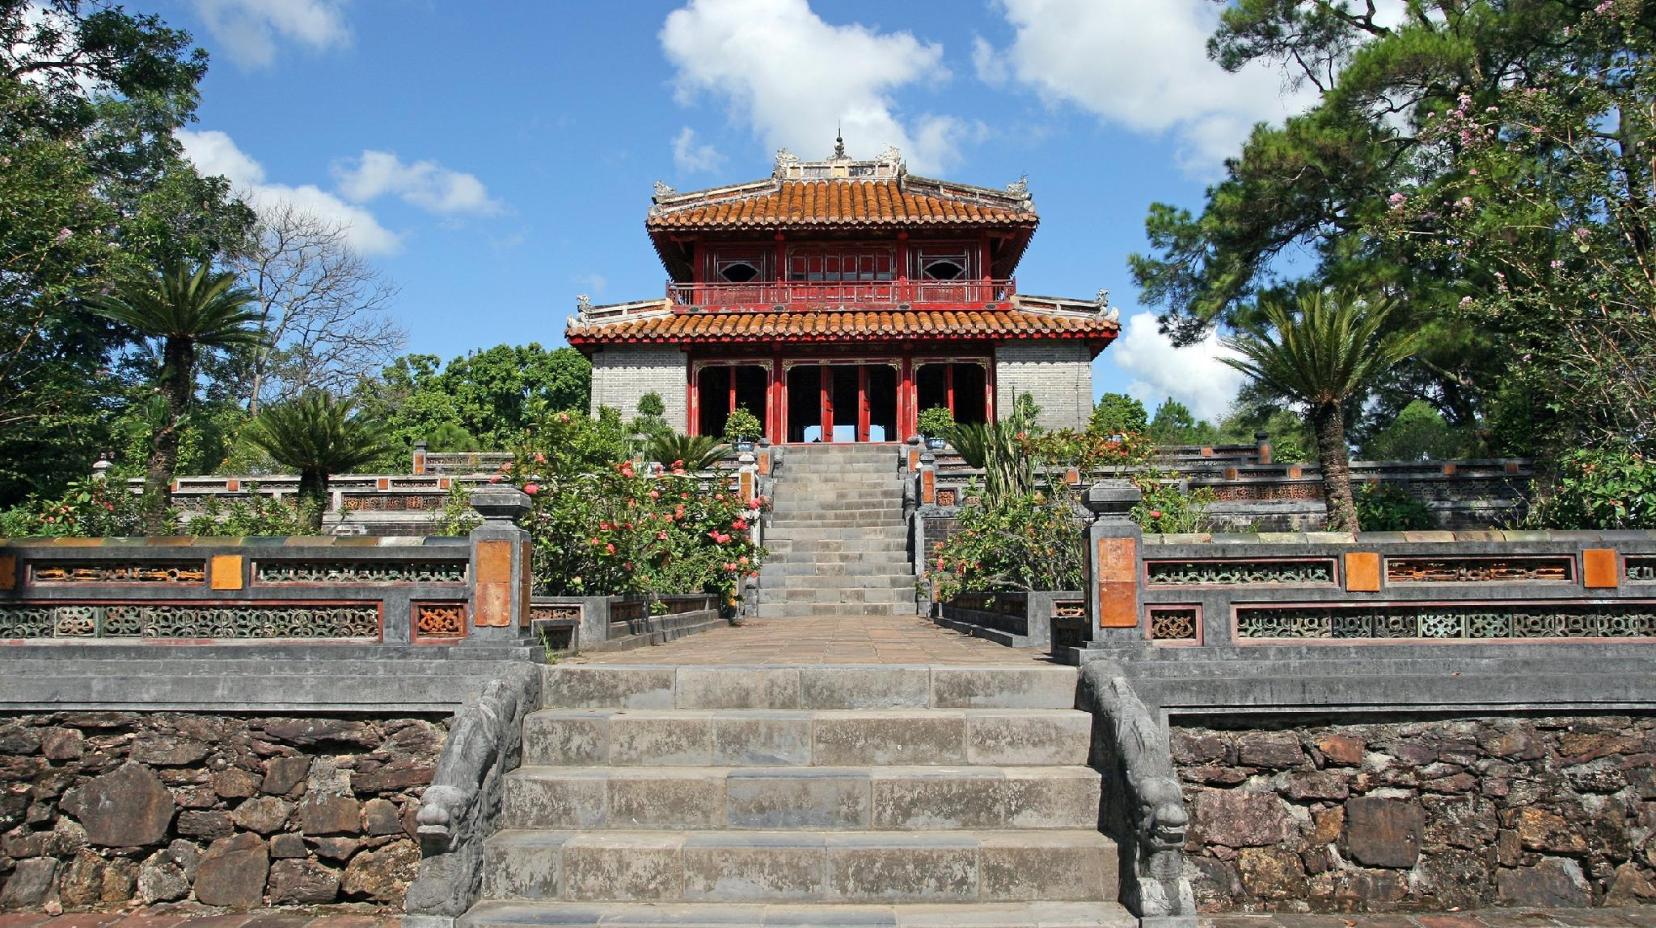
[994,342,1092,431]
[590,346,689,429]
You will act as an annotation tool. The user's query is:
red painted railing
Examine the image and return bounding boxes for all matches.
[667,278,1016,309]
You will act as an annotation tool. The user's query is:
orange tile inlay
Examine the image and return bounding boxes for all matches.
[1097,536,1138,628]
[0,555,14,591]
[1345,552,1382,593]
[209,555,244,591]
[1583,549,1620,589]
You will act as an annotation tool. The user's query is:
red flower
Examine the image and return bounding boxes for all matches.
[605,543,617,555]
[523,483,540,496]
[623,561,634,571]
[732,518,748,531]
[656,530,668,540]
[1148,509,1163,520]
[600,521,613,531]
[488,475,502,484]
[648,490,660,499]
[671,459,684,469]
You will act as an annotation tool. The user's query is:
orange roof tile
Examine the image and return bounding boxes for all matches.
[647,179,1037,231]
[567,308,1117,347]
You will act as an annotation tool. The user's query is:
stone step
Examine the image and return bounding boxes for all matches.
[771,501,904,514]
[767,527,909,541]
[480,829,1116,904]
[522,708,1092,767]
[463,900,1137,928]
[500,765,1102,831]
[541,665,1079,711]
[758,571,912,588]
[765,548,910,562]
[754,603,919,619]
[757,588,916,606]
[769,513,905,526]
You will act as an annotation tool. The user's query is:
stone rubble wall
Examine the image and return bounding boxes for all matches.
[0,711,448,912]
[1172,715,1656,912]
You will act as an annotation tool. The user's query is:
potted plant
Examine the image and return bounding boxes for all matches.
[723,407,763,452]
[918,406,955,450]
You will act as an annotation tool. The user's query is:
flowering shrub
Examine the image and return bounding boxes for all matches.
[1527,444,1656,530]
[1355,482,1434,532]
[0,479,155,537]
[184,489,313,536]
[930,490,1085,598]
[498,411,763,603]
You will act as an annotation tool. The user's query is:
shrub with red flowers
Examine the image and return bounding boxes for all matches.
[496,411,762,603]
[0,478,156,538]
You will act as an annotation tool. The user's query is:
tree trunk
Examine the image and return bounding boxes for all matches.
[142,338,195,534]
[297,469,329,534]
[1312,401,1359,532]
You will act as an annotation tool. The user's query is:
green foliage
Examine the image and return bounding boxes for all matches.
[247,391,391,530]
[1355,482,1435,532]
[947,421,1034,508]
[930,491,1085,597]
[183,489,310,537]
[0,478,153,538]
[356,345,592,463]
[1133,479,1218,535]
[1147,399,1217,445]
[637,392,666,418]
[1,2,255,507]
[436,479,482,537]
[646,434,729,472]
[1527,445,1656,531]
[1012,393,1041,426]
[917,406,955,439]
[722,407,763,442]
[1088,393,1148,437]
[1361,399,1474,462]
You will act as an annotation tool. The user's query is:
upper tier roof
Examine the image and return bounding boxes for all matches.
[647,146,1038,233]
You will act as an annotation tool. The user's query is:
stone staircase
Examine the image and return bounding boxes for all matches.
[461,663,1130,928]
[757,445,917,620]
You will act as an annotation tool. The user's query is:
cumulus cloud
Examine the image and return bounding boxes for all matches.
[176,129,400,255]
[1109,311,1247,422]
[191,0,351,70]
[660,0,969,173]
[672,127,725,174]
[333,151,502,216]
[975,0,1317,174]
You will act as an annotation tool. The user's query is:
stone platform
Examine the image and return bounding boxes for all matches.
[577,614,1053,665]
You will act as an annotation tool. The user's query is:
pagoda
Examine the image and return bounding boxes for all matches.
[567,140,1120,443]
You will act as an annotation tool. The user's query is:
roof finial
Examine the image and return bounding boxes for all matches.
[833,124,846,160]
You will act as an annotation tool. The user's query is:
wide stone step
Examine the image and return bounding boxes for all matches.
[480,829,1115,904]
[754,603,919,619]
[772,501,904,514]
[542,665,1078,711]
[766,539,909,553]
[758,571,912,589]
[500,765,1102,831]
[463,899,1137,928]
[758,588,915,605]
[769,516,906,528]
[523,708,1092,767]
[768,527,909,541]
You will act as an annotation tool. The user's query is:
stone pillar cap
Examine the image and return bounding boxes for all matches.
[470,486,532,523]
[1084,480,1142,516]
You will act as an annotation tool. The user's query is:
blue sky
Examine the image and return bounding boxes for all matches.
[161,0,1321,422]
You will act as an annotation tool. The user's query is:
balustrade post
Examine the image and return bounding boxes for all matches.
[1254,430,1273,466]
[467,486,534,644]
[917,449,937,507]
[1084,481,1144,647]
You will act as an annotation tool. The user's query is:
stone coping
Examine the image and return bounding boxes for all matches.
[0,535,467,548]
[1144,529,1656,545]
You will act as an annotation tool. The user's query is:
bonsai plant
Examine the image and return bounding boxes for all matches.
[917,406,955,450]
[723,407,763,451]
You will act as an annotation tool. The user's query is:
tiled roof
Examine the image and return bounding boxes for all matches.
[567,307,1117,346]
[647,179,1038,231]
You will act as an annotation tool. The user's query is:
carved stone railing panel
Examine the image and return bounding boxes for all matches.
[254,560,468,584]
[1236,602,1656,641]
[949,592,1028,618]
[1146,558,1335,586]
[1147,606,1199,642]
[32,562,206,584]
[1627,557,1656,582]
[529,603,582,623]
[340,494,443,512]
[1385,556,1573,583]
[0,603,380,639]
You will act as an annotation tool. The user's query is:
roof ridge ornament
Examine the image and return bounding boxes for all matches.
[832,126,847,160]
[577,294,593,316]
[652,180,675,203]
[1007,175,1030,199]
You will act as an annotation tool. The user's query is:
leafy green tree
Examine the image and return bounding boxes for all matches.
[1221,292,1419,530]
[1361,399,1473,462]
[1088,392,1148,437]
[1148,399,1219,445]
[247,392,391,532]
[0,1,254,506]
[1127,0,1606,446]
[87,261,261,531]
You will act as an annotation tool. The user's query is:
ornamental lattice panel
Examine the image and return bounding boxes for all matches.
[1145,559,1336,586]
[254,560,467,584]
[1148,606,1200,642]
[0,604,379,639]
[1385,557,1572,583]
[1235,603,1656,641]
[31,563,206,584]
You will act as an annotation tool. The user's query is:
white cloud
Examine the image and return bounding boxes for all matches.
[192,0,350,70]
[660,0,968,174]
[1110,311,1247,422]
[976,0,1317,174]
[176,129,400,255]
[672,127,725,174]
[333,151,502,216]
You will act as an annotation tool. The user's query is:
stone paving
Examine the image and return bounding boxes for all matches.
[577,613,1052,664]
[4,907,1655,928]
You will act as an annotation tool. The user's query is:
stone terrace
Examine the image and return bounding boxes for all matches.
[577,614,1052,665]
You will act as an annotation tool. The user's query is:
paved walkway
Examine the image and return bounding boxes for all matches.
[578,613,1052,665]
[4,908,1654,928]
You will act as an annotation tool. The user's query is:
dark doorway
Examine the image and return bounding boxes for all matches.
[829,366,859,442]
[696,365,768,438]
[787,365,822,442]
[916,362,989,427]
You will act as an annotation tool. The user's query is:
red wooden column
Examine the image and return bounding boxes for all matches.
[857,365,871,443]
[687,365,700,437]
[896,231,910,304]
[819,364,832,443]
[899,354,914,440]
[945,364,956,417]
[770,355,784,443]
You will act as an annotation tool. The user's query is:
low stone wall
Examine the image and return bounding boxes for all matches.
[1172,714,1656,912]
[0,711,447,912]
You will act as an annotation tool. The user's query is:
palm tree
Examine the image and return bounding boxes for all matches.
[645,433,730,472]
[1221,291,1419,531]
[247,391,392,532]
[89,260,262,532]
